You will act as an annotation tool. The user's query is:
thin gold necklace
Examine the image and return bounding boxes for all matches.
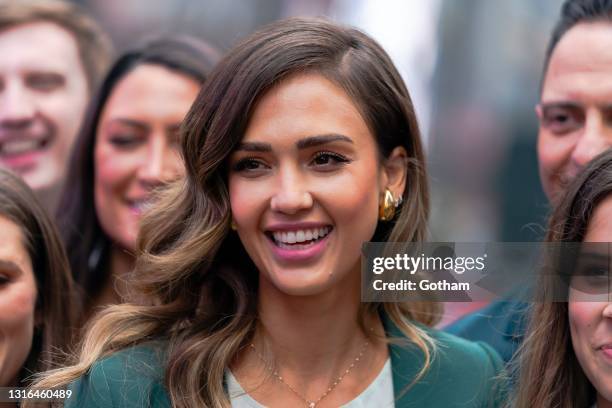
[249,338,370,408]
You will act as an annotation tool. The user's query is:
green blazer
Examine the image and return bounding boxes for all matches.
[65,321,505,407]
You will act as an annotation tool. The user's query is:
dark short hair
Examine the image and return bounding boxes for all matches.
[541,0,612,91]
[58,36,220,309]
[0,168,76,384]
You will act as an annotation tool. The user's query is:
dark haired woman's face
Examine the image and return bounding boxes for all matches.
[568,195,612,404]
[94,64,199,251]
[0,215,36,386]
[228,73,406,297]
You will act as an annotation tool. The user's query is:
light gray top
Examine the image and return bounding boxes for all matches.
[226,358,393,407]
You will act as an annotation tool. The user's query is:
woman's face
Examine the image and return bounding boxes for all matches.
[0,215,36,387]
[228,73,406,296]
[568,195,612,404]
[94,64,200,251]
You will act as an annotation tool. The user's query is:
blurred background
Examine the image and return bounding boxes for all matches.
[73,0,564,242]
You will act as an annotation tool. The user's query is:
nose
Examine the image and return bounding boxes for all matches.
[570,112,612,169]
[138,135,181,190]
[0,82,36,127]
[603,302,612,318]
[270,165,313,215]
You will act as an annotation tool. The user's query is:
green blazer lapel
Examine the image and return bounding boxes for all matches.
[382,314,429,407]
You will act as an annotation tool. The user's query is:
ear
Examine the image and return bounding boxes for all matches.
[535,103,543,121]
[380,146,408,198]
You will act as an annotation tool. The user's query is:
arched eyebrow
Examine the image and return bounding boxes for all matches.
[296,134,353,149]
[104,118,150,132]
[235,134,353,152]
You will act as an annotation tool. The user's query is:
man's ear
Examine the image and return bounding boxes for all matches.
[535,103,543,121]
[380,146,408,197]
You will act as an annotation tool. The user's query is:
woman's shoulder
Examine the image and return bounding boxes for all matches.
[427,326,504,372]
[387,322,507,407]
[66,342,170,408]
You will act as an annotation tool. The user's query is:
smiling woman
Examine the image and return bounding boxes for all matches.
[32,18,505,408]
[514,149,612,408]
[0,168,75,389]
[56,36,219,324]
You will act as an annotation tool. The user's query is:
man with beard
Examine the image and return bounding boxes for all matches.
[446,0,612,363]
[0,0,111,212]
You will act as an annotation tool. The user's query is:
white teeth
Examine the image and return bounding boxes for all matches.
[0,139,41,155]
[130,199,153,212]
[287,231,296,243]
[272,227,331,244]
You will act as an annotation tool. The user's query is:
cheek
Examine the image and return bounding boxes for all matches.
[167,150,186,179]
[229,177,253,223]
[43,87,88,140]
[568,300,598,345]
[318,164,381,240]
[537,131,576,175]
[94,144,141,245]
[94,146,136,204]
[0,283,37,385]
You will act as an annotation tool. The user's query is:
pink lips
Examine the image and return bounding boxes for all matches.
[0,148,43,171]
[0,127,52,171]
[601,345,612,360]
[265,222,332,263]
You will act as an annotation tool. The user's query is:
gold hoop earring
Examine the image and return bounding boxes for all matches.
[379,189,396,221]
[231,220,237,231]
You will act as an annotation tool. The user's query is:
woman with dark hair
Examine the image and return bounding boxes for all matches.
[35,18,504,407]
[0,168,76,389]
[58,36,219,320]
[514,149,612,408]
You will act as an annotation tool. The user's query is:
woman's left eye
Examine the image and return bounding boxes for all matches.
[310,151,351,168]
[109,134,144,149]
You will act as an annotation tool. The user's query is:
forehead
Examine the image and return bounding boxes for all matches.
[100,64,199,120]
[244,73,372,144]
[0,21,81,73]
[542,22,612,104]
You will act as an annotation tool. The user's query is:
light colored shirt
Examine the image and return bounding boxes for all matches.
[226,358,394,407]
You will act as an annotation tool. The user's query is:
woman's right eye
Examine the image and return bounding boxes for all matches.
[109,134,143,148]
[232,158,269,173]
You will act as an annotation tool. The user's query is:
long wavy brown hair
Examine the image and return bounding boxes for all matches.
[0,168,77,385]
[32,18,439,407]
[513,149,612,408]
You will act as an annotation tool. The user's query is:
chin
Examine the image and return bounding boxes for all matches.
[266,268,336,297]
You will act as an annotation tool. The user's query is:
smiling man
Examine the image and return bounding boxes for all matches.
[446,0,612,363]
[0,0,111,212]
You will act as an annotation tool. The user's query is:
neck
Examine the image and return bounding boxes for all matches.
[254,268,383,376]
[232,266,389,407]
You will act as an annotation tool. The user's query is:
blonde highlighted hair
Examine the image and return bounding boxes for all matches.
[31,18,440,407]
